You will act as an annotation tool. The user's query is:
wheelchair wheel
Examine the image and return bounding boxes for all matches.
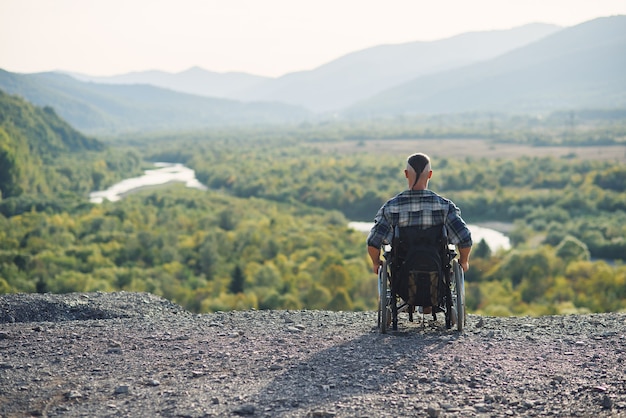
[452,259,466,331]
[378,261,390,334]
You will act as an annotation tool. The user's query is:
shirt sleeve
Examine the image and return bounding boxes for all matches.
[366,206,392,248]
[445,202,473,248]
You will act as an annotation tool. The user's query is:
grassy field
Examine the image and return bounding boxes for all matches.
[313,139,626,162]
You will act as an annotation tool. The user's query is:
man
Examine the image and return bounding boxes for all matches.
[367,153,472,312]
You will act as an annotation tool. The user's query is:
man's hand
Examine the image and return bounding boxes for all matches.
[460,260,469,272]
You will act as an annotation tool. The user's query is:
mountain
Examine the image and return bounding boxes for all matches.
[0,70,311,134]
[345,16,626,116]
[0,90,104,199]
[67,66,269,99]
[2,16,622,132]
[232,23,561,112]
[65,24,560,113]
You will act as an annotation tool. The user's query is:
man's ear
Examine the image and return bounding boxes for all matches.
[428,170,433,179]
[404,169,409,179]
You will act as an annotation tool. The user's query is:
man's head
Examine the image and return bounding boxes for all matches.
[405,153,432,190]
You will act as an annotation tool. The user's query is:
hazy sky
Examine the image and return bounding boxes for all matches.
[1,0,625,78]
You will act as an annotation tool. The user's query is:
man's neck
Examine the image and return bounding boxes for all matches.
[410,183,428,191]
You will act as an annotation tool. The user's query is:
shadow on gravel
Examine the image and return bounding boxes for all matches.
[253,322,461,414]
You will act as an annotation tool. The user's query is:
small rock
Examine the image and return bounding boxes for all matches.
[603,395,613,410]
[441,403,458,411]
[114,385,129,394]
[233,404,256,416]
[65,390,82,400]
[427,405,441,417]
[145,379,160,387]
[0,332,11,340]
[106,347,122,354]
[287,326,303,333]
[474,402,488,412]
[308,411,336,417]
[476,317,484,328]
[268,364,282,371]
[552,375,565,384]
[191,370,204,378]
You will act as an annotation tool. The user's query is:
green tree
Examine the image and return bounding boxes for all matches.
[473,239,492,259]
[229,265,245,294]
[327,288,353,311]
[555,235,590,262]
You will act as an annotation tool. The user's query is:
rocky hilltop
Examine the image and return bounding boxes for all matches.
[1,292,625,417]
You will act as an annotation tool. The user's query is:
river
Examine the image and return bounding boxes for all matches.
[90,163,511,251]
[89,163,207,203]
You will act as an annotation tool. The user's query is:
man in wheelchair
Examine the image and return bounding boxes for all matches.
[367,153,473,331]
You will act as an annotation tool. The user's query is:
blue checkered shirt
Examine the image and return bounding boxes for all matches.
[366,189,473,249]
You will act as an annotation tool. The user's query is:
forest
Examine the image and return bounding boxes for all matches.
[1,91,625,316]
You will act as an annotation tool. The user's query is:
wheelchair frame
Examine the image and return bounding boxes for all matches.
[377,239,466,333]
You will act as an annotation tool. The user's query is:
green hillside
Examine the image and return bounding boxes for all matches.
[0,90,141,213]
[0,94,624,316]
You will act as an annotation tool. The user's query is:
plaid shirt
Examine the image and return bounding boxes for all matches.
[366,189,473,249]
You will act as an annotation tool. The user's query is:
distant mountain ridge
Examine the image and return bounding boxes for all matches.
[345,15,626,116]
[1,16,624,135]
[68,66,269,100]
[0,69,310,134]
[65,23,561,112]
[232,23,562,112]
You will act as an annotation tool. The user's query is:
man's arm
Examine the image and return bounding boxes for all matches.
[458,246,471,272]
[367,245,382,274]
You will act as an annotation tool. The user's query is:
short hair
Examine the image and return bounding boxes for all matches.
[407,153,431,176]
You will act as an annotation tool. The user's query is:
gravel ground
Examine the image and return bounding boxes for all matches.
[1,292,625,417]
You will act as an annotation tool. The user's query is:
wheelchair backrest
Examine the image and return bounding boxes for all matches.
[391,224,447,273]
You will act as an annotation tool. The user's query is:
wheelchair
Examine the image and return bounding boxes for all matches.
[377,224,466,333]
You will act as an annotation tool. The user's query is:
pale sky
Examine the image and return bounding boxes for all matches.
[1,0,625,78]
